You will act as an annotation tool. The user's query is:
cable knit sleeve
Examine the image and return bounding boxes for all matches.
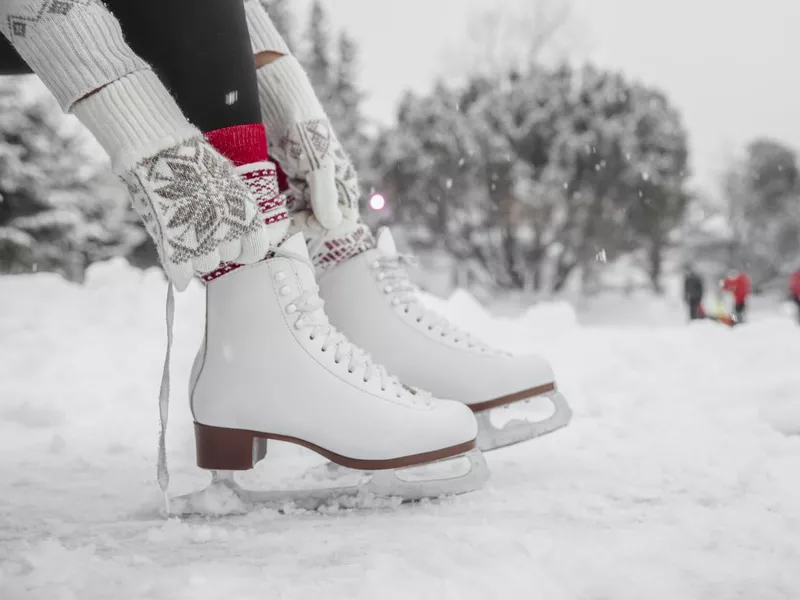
[0,0,148,110]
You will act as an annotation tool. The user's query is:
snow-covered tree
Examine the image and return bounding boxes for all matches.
[260,0,297,52]
[0,79,142,281]
[328,31,368,166]
[724,138,800,288]
[371,64,692,294]
[304,0,334,103]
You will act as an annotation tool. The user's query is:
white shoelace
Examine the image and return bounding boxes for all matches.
[157,283,175,514]
[286,287,419,399]
[375,255,494,352]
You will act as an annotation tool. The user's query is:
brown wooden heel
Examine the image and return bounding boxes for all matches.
[194,423,268,471]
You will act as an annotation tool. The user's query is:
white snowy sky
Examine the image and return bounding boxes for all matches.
[300,0,800,197]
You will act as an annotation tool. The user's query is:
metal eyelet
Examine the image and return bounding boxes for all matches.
[280,286,291,297]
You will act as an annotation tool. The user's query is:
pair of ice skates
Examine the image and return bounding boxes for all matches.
[169,227,572,515]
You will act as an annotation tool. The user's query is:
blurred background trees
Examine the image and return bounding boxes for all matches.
[1,0,797,299]
[0,80,142,282]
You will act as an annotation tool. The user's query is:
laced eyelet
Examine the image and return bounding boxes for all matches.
[391,298,400,306]
[384,285,392,293]
[372,261,380,269]
[274,272,287,282]
[286,304,297,314]
[377,273,386,281]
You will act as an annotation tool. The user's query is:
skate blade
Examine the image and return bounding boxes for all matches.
[476,390,572,451]
[167,449,489,517]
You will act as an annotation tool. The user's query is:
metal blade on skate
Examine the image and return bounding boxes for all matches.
[476,390,572,451]
[168,448,488,517]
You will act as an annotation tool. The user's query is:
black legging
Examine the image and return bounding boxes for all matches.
[0,0,260,132]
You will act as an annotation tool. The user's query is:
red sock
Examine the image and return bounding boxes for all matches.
[204,122,268,167]
[201,123,288,283]
[204,123,287,226]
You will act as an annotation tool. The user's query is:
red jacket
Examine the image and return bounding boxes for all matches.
[722,273,751,304]
[790,271,800,298]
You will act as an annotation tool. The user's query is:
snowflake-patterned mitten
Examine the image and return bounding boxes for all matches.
[73,71,274,291]
[254,55,361,229]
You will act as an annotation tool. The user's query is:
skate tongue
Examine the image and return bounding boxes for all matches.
[277,232,318,292]
[376,227,398,256]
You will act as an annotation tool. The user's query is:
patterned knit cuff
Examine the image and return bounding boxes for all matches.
[2,0,149,110]
[256,56,326,139]
[243,0,291,55]
[72,70,199,173]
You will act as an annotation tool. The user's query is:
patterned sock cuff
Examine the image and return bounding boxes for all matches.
[243,0,291,55]
[291,211,375,273]
[313,223,376,272]
[72,70,199,172]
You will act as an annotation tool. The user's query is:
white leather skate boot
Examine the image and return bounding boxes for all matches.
[317,228,572,452]
[174,233,487,514]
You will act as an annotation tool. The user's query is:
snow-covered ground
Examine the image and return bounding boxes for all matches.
[1,261,799,600]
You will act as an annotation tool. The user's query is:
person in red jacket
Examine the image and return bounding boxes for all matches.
[722,270,752,324]
[789,269,800,324]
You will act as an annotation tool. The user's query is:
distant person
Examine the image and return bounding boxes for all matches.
[789,269,800,324]
[722,270,752,324]
[683,268,704,320]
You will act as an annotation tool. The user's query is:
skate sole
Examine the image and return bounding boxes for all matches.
[469,382,556,412]
[169,448,489,516]
[194,422,477,471]
[470,386,573,451]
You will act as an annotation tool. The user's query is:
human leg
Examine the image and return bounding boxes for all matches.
[243,2,571,451]
[86,0,483,510]
[0,0,273,289]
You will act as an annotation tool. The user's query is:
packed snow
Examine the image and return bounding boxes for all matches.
[1,260,799,600]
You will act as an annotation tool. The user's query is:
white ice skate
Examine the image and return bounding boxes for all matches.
[169,233,487,516]
[317,228,572,452]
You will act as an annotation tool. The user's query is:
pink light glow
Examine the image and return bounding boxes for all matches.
[369,194,386,211]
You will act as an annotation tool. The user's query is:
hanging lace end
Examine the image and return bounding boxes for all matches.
[157,283,176,516]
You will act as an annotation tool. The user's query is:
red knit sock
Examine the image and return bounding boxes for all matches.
[205,123,287,228]
[201,123,288,283]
